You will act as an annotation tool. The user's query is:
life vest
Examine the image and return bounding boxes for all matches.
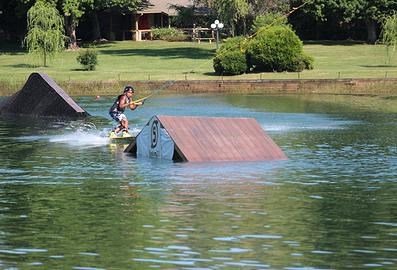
[109,94,131,113]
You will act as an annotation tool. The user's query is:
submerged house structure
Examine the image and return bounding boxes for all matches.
[98,0,194,41]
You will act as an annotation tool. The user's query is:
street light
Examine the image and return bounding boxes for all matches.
[211,19,224,50]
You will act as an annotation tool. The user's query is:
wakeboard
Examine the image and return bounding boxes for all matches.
[108,131,135,142]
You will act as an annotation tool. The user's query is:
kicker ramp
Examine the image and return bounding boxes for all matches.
[0,73,89,118]
[125,115,287,162]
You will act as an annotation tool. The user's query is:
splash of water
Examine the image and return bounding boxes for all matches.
[49,130,110,147]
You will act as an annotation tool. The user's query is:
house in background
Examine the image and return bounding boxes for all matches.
[98,0,193,41]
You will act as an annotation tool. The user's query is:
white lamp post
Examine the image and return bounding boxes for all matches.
[211,20,224,50]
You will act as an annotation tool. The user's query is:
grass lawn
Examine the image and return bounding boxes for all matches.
[1,40,397,84]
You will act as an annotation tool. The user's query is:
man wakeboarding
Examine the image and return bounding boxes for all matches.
[109,85,143,138]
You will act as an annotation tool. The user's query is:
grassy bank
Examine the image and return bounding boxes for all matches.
[1,40,397,95]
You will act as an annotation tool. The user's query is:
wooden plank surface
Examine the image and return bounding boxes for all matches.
[157,115,287,162]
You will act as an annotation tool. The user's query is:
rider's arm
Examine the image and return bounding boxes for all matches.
[129,102,142,110]
[118,95,129,109]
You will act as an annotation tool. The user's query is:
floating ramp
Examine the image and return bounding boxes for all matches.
[0,73,89,118]
[125,115,287,162]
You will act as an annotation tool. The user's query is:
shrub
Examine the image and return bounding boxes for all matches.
[213,37,248,75]
[214,50,247,75]
[151,27,187,41]
[77,48,98,71]
[246,25,312,72]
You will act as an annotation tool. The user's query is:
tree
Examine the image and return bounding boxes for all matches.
[290,0,397,43]
[363,0,397,43]
[247,0,289,16]
[14,0,92,49]
[379,12,397,64]
[250,12,288,33]
[194,0,290,36]
[214,0,249,36]
[62,0,93,50]
[57,0,148,48]
[0,0,35,42]
[87,0,149,41]
[24,0,65,66]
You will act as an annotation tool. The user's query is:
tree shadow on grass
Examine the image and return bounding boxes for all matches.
[382,96,397,100]
[71,68,91,71]
[7,63,38,68]
[303,40,366,46]
[89,41,117,48]
[359,65,397,68]
[203,71,222,76]
[99,47,214,60]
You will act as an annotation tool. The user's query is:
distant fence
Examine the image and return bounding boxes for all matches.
[1,78,397,97]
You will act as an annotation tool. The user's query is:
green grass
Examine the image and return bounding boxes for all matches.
[1,40,397,84]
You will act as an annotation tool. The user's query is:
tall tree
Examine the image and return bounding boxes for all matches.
[379,12,397,64]
[88,0,149,41]
[15,0,92,49]
[247,0,289,16]
[193,0,289,36]
[24,0,65,66]
[363,0,397,43]
[291,0,397,43]
[213,0,249,36]
[62,0,93,50]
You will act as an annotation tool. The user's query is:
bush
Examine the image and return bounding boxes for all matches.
[213,37,248,75]
[151,27,187,41]
[77,48,98,71]
[246,25,311,72]
[285,54,314,72]
[214,51,247,75]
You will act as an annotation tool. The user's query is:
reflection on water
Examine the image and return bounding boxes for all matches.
[0,94,396,269]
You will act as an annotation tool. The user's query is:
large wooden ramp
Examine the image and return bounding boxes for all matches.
[125,115,287,162]
[0,73,89,118]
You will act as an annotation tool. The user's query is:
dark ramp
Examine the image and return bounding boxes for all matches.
[125,115,287,162]
[0,73,89,117]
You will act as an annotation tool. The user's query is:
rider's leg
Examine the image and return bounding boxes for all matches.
[120,119,129,132]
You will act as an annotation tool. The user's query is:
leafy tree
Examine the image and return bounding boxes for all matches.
[61,0,93,49]
[363,0,397,43]
[250,12,288,33]
[201,0,249,36]
[10,0,91,49]
[194,0,290,36]
[169,4,213,28]
[87,0,149,40]
[0,0,36,42]
[379,12,397,64]
[291,0,397,43]
[24,0,65,66]
[247,0,289,15]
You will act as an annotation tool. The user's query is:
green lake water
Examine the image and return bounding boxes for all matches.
[0,94,396,269]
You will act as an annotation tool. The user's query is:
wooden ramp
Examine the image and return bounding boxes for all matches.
[0,72,89,118]
[125,115,287,162]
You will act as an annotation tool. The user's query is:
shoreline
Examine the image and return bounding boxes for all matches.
[1,78,397,97]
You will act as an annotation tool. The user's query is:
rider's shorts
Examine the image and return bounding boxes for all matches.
[110,111,127,122]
